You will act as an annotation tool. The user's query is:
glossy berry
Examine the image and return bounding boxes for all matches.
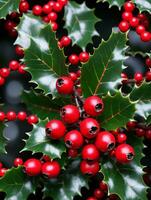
[129,17,139,28]
[42,161,61,178]
[84,96,104,117]
[14,157,23,167]
[68,54,79,65]
[9,60,19,70]
[24,158,41,176]
[45,120,66,139]
[140,31,151,42]
[136,25,145,35]
[80,118,100,139]
[99,181,108,192]
[27,115,38,124]
[17,111,27,121]
[124,2,135,12]
[32,5,42,16]
[43,4,52,14]
[4,20,16,31]
[69,72,78,82]
[82,144,100,161]
[117,133,127,144]
[80,160,99,175]
[19,1,29,13]
[58,0,68,6]
[56,76,74,95]
[0,168,7,177]
[94,188,104,199]
[146,71,151,82]
[135,128,145,137]
[6,111,16,121]
[48,1,55,8]
[0,76,5,86]
[145,130,151,140]
[18,64,26,74]
[115,144,135,163]
[0,112,5,121]
[134,72,143,83]
[53,2,63,12]
[51,22,58,31]
[122,11,132,22]
[15,45,24,57]
[68,149,78,158]
[126,121,137,129]
[95,131,116,152]
[0,68,10,78]
[146,57,151,68]
[64,130,84,149]
[48,12,58,22]
[60,105,80,124]
[86,197,97,200]
[79,52,90,63]
[118,21,130,32]
[60,36,71,47]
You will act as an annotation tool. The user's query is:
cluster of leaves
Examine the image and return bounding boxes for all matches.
[0,0,151,200]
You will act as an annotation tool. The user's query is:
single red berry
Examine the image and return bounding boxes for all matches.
[140,31,151,42]
[48,12,58,22]
[19,1,29,13]
[42,161,61,178]
[124,2,135,12]
[60,105,80,124]
[117,133,127,144]
[15,45,24,57]
[42,155,51,162]
[94,188,105,199]
[134,72,143,83]
[115,144,135,163]
[145,71,151,82]
[86,197,97,200]
[95,131,116,152]
[99,181,108,192]
[122,11,133,22]
[126,121,137,129]
[51,22,58,31]
[0,76,5,86]
[45,120,66,139]
[69,72,78,82]
[4,20,16,31]
[0,68,10,78]
[143,20,149,29]
[146,57,151,68]
[8,28,18,38]
[60,36,71,47]
[145,130,151,140]
[9,60,19,71]
[68,54,79,65]
[80,160,100,175]
[135,128,145,137]
[0,162,3,169]
[80,118,100,139]
[48,1,55,9]
[79,52,90,63]
[56,76,74,95]
[6,111,16,121]
[27,115,38,124]
[129,17,139,28]
[76,70,81,77]
[14,157,23,167]
[18,64,26,74]
[0,112,5,121]
[138,13,147,22]
[17,111,27,121]
[58,0,68,6]
[68,149,78,158]
[42,16,50,23]
[64,130,84,149]
[53,2,63,12]
[43,4,52,14]
[136,25,145,35]
[82,144,100,161]
[84,96,104,117]
[118,21,130,32]
[121,72,128,83]
[32,5,42,16]
[24,158,42,176]
[0,168,7,177]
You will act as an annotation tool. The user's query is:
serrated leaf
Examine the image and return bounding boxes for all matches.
[81,32,127,97]
[0,0,20,19]
[43,159,88,200]
[22,91,71,120]
[0,122,6,154]
[64,1,99,49]
[101,132,147,200]
[0,167,36,200]
[23,120,66,159]
[97,0,124,7]
[98,92,135,130]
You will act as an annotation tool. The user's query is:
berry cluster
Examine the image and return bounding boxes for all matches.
[119,1,151,42]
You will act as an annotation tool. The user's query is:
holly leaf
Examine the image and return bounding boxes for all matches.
[64,1,99,49]
[81,32,127,97]
[22,120,66,159]
[135,0,151,13]
[97,0,124,7]
[0,0,20,19]
[98,92,135,130]
[0,167,36,200]
[0,123,6,154]
[101,132,147,200]
[43,159,89,200]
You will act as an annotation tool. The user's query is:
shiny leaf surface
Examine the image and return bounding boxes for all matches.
[0,0,20,18]
[0,123,6,154]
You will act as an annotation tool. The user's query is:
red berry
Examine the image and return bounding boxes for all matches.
[42,161,61,178]
[42,16,50,23]
[9,60,19,71]
[45,120,66,139]
[95,131,116,152]
[4,20,16,31]
[42,155,51,162]
[76,70,81,77]
[43,4,52,14]
[48,1,55,9]
[24,158,42,176]
[0,76,5,86]
[126,121,137,129]
[68,148,78,158]
[8,28,18,38]
[145,130,151,140]
[94,188,104,199]
[135,128,145,137]
[15,45,24,57]
[117,133,127,143]
[134,72,143,83]
[56,76,74,95]
[108,194,119,200]
[60,36,71,47]
[6,111,16,121]
[118,21,130,32]
[0,162,3,169]
[18,64,26,74]
[80,118,100,139]
[82,144,100,161]
[58,0,68,6]
[0,112,5,121]
[99,181,108,192]
[124,2,135,12]
[140,32,151,42]
[136,25,145,35]
[14,157,23,167]
[79,52,90,63]
[146,71,151,82]
[121,72,128,83]
[69,72,78,82]
[19,1,29,13]
[53,2,63,12]
[80,160,99,175]
[32,5,42,16]
[84,96,104,117]
[115,144,135,163]
[48,12,58,22]
[143,20,149,29]
[87,197,97,200]
[17,111,27,121]
[129,17,139,28]
[0,68,10,78]
[64,130,84,149]
[27,115,38,124]
[138,13,147,22]
[146,57,151,68]
[51,22,58,31]
[68,54,79,65]
[60,105,80,124]
[122,11,133,22]
[0,168,7,177]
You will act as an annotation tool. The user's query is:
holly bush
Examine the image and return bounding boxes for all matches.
[0,0,151,200]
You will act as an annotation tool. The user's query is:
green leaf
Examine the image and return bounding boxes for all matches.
[146,115,151,126]
[81,32,127,97]
[98,92,135,130]
[101,133,147,200]
[64,1,99,49]
[23,120,66,159]
[97,0,124,7]
[0,167,36,200]
[0,123,6,154]
[43,159,88,200]
[0,0,20,19]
